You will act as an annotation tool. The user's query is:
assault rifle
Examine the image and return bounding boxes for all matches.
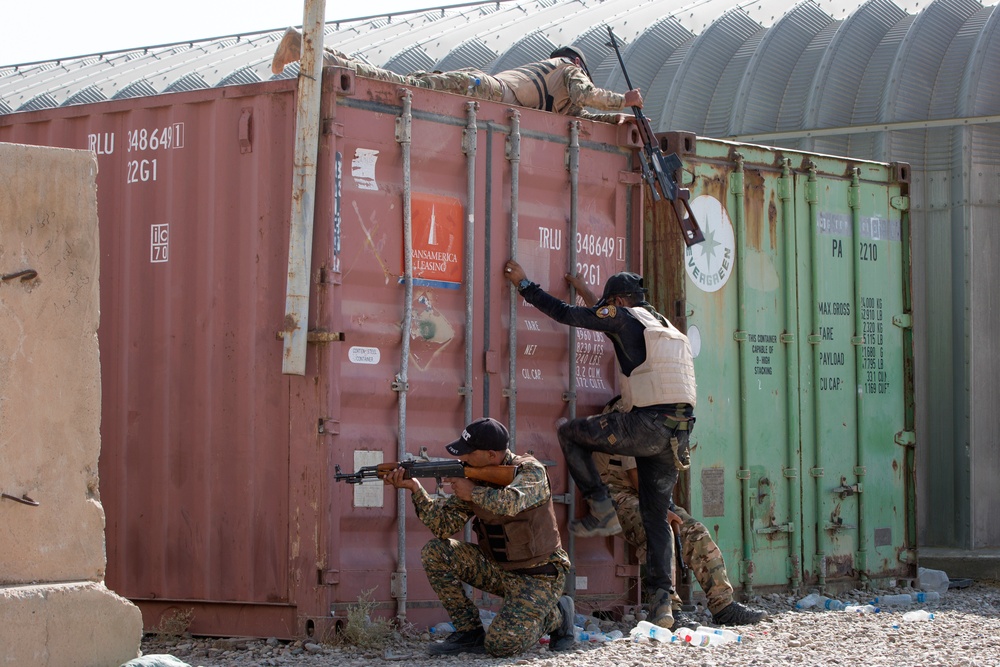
[607,27,704,247]
[334,460,518,487]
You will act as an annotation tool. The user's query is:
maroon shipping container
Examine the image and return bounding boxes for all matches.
[0,69,647,638]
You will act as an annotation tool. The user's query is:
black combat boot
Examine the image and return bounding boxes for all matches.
[549,595,576,652]
[712,601,768,626]
[427,627,486,656]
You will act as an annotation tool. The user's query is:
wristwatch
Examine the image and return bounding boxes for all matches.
[517,278,531,293]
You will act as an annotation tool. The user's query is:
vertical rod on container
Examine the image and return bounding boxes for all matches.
[848,168,869,585]
[565,120,581,597]
[281,0,327,376]
[505,109,521,452]
[805,161,827,589]
[730,153,754,596]
[394,88,415,622]
[779,159,803,589]
[462,102,479,602]
[462,101,479,426]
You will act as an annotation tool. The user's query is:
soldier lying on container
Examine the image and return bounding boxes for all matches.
[271,27,642,124]
[381,417,576,657]
[593,443,767,628]
[504,261,694,631]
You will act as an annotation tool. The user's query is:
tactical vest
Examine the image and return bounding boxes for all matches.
[619,306,697,410]
[472,454,562,571]
[494,58,574,114]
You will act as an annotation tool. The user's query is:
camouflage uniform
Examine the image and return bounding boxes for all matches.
[322,50,624,123]
[410,451,571,657]
[595,451,736,615]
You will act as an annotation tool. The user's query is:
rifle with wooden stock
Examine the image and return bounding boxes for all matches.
[334,460,518,487]
[606,27,704,247]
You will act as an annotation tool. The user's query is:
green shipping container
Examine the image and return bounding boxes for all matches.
[645,135,914,596]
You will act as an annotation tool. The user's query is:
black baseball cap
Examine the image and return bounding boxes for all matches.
[446,417,509,455]
[595,272,647,306]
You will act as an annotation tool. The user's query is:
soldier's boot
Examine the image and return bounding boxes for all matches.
[427,627,486,656]
[712,601,768,626]
[648,588,674,630]
[569,496,622,538]
[549,595,576,652]
[271,28,302,74]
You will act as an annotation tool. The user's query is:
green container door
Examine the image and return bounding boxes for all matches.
[647,136,914,595]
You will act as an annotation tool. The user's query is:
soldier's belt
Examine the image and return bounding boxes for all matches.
[511,563,559,576]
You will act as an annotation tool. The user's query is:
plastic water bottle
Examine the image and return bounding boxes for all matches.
[605,629,624,640]
[902,610,935,622]
[467,76,482,94]
[695,625,741,643]
[430,621,455,634]
[632,620,678,643]
[795,593,822,609]
[875,594,913,607]
[844,604,879,614]
[819,597,846,611]
[674,627,730,646]
[910,591,940,604]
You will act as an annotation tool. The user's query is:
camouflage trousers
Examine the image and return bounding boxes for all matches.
[322,49,514,104]
[611,492,735,614]
[421,538,567,657]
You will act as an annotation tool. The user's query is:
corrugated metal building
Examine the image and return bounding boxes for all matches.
[1,0,996,559]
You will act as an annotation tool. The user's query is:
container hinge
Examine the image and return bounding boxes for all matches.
[319,569,340,585]
[729,171,744,195]
[322,120,345,137]
[804,175,818,203]
[562,391,576,402]
[392,375,409,393]
[457,385,473,396]
[853,466,866,477]
[736,469,751,480]
[850,335,865,345]
[810,467,824,477]
[615,563,641,578]
[275,329,343,343]
[892,314,913,329]
[849,184,861,209]
[780,332,795,344]
[239,108,253,154]
[807,334,821,344]
[739,559,754,585]
[891,195,910,211]
[777,177,792,201]
[390,571,406,598]
[619,170,642,185]
[551,493,573,505]
[894,431,916,448]
[782,467,798,479]
[317,418,340,435]
[733,330,748,342]
[755,523,793,534]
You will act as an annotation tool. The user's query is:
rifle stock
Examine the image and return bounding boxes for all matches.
[606,27,704,247]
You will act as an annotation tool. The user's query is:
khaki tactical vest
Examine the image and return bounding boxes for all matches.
[472,454,562,571]
[619,306,697,410]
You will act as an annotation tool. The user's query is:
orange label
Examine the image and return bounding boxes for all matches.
[409,194,463,289]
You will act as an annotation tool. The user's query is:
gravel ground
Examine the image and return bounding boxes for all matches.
[139,581,1000,667]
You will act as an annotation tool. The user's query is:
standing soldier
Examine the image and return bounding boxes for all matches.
[503,261,694,631]
[382,417,575,657]
[271,28,642,124]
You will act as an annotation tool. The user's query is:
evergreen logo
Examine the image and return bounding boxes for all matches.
[684,195,735,293]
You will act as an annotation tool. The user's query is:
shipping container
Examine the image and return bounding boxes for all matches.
[645,134,914,598]
[0,68,646,638]
[0,64,914,638]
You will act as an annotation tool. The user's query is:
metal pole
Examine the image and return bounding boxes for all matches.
[505,109,521,452]
[565,120,580,597]
[281,0,327,375]
[462,101,479,426]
